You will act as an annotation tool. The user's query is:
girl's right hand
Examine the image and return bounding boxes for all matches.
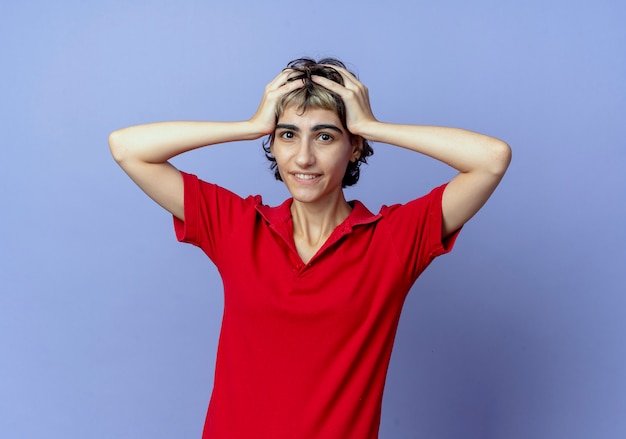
[249,69,305,135]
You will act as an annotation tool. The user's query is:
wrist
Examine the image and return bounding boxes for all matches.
[350,119,381,141]
[241,119,274,140]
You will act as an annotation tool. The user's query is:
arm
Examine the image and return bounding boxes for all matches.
[109,70,305,221]
[311,68,511,238]
[109,120,267,221]
[352,123,511,237]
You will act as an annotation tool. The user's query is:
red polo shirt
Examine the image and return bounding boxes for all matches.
[174,172,459,438]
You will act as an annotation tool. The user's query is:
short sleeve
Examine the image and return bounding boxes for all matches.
[173,172,261,264]
[381,183,461,282]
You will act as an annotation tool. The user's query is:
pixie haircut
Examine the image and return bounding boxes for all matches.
[263,57,374,188]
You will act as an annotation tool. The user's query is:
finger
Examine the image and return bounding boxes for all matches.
[267,68,299,90]
[321,64,354,77]
[312,73,362,97]
[320,64,360,87]
[309,74,350,95]
[309,74,340,88]
[269,75,305,99]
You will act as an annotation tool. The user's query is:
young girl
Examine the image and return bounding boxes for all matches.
[109,57,511,438]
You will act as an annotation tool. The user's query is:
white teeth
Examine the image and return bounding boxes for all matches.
[295,174,318,180]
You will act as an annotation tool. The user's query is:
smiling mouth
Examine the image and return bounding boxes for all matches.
[293,173,320,180]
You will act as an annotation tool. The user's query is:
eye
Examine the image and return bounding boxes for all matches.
[279,131,295,140]
[317,133,333,142]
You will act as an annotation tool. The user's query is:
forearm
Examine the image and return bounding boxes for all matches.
[357,121,511,176]
[108,120,265,164]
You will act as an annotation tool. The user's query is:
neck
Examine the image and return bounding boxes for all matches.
[290,193,352,247]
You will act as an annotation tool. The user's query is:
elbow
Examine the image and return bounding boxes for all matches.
[487,139,512,177]
[108,129,128,164]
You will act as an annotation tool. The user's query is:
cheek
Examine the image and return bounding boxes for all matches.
[271,147,293,180]
[326,152,352,176]
[271,146,286,166]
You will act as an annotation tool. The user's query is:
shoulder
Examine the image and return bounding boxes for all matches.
[378,183,448,218]
[175,171,267,251]
[181,171,263,208]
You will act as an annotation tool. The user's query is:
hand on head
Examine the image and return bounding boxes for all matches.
[310,64,377,138]
[249,69,305,136]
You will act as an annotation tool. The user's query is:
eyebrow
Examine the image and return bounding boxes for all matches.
[275,123,344,134]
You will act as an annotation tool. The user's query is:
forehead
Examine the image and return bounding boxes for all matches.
[277,106,342,126]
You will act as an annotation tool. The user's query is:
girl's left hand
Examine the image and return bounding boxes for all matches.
[310,66,378,138]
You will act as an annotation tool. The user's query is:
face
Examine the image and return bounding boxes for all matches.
[271,106,358,206]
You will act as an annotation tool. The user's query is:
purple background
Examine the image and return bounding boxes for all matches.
[2,1,625,438]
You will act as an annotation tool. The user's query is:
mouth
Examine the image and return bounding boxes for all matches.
[292,172,321,182]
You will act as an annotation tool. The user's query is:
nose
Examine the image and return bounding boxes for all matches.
[294,140,315,168]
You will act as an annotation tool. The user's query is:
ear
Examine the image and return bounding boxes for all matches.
[268,133,276,152]
[350,136,363,162]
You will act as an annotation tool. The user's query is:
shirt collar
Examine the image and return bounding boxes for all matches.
[256,198,382,229]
